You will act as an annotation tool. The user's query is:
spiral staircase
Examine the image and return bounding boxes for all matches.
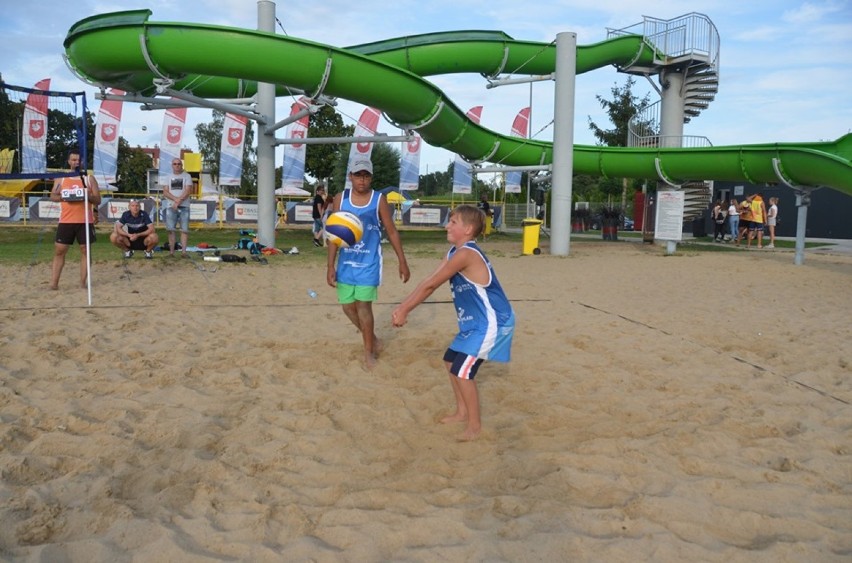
[608,13,720,220]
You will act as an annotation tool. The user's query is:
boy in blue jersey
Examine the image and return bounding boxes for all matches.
[327,159,410,369]
[392,205,515,441]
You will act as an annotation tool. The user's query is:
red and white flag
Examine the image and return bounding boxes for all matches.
[158,104,187,186]
[93,89,125,188]
[218,113,248,186]
[279,97,311,192]
[399,132,421,191]
[22,78,50,174]
[344,107,381,190]
[505,107,530,193]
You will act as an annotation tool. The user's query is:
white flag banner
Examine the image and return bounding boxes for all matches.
[21,78,50,174]
[219,112,248,186]
[505,107,530,194]
[399,133,421,191]
[281,97,311,191]
[93,88,125,188]
[344,107,380,190]
[157,104,187,185]
[452,106,482,194]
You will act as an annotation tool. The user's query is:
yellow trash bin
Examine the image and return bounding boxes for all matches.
[521,218,542,255]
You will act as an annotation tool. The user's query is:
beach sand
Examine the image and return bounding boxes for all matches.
[1,240,850,561]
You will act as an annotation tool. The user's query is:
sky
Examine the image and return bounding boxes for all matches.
[2,0,851,180]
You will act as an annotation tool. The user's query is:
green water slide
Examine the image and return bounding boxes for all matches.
[64,10,852,194]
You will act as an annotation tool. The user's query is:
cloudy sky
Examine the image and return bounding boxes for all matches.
[2,0,850,176]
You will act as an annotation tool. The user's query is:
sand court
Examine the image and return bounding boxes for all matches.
[1,240,850,560]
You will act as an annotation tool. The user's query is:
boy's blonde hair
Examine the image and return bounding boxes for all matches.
[450,204,486,238]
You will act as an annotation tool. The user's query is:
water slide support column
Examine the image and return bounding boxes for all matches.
[793,188,812,266]
[658,70,685,255]
[256,0,276,248]
[659,70,685,147]
[549,32,576,256]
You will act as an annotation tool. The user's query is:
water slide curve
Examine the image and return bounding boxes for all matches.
[64,10,852,195]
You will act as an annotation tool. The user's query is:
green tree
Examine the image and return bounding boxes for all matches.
[418,162,453,197]
[115,138,153,194]
[369,142,400,190]
[588,77,651,148]
[0,90,23,165]
[588,77,652,208]
[306,104,351,186]
[45,108,96,170]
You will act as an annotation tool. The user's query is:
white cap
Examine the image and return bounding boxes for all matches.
[350,159,373,174]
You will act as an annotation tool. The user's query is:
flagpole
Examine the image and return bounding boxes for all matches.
[82,172,92,306]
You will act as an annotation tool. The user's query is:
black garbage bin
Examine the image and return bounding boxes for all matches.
[692,217,706,237]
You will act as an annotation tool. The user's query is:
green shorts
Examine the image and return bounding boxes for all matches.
[336,282,378,304]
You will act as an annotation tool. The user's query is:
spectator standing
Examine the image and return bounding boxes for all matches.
[162,158,193,257]
[727,198,740,243]
[712,199,726,242]
[766,197,779,249]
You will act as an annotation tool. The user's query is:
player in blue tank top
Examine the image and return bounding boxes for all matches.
[392,205,515,441]
[327,158,410,370]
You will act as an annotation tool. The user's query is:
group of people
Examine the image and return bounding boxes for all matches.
[712,193,779,249]
[49,152,513,441]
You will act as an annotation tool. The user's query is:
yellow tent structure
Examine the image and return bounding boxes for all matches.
[0,148,39,198]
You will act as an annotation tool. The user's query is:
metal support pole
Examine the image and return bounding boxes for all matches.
[256,0,276,248]
[793,188,812,266]
[550,32,576,256]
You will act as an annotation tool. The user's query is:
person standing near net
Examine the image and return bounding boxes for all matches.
[49,149,101,290]
[392,205,515,441]
[162,158,193,257]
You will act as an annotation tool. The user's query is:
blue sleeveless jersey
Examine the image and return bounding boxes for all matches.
[337,189,383,286]
[447,242,515,362]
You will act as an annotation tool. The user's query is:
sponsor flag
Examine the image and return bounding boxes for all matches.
[399,132,421,191]
[505,107,530,194]
[344,107,381,189]
[452,106,482,194]
[219,112,248,186]
[280,97,311,191]
[157,104,187,185]
[22,78,50,174]
[93,89,125,189]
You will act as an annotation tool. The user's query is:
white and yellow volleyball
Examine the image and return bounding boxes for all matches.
[325,211,364,248]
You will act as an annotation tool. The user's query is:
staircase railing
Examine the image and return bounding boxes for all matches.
[608,12,719,65]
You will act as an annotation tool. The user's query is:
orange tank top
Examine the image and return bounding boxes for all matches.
[58,176,95,224]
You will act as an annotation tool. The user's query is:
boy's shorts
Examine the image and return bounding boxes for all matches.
[336,282,378,304]
[443,348,484,380]
[166,207,190,233]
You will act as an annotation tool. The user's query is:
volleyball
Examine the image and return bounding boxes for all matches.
[325,211,364,248]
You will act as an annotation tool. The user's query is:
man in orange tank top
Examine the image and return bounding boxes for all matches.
[49,149,101,290]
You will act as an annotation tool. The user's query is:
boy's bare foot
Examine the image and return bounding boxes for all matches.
[364,352,377,370]
[49,285,58,291]
[440,412,467,424]
[458,427,481,441]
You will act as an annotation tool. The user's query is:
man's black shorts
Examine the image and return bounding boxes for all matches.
[128,236,148,251]
[55,223,96,245]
